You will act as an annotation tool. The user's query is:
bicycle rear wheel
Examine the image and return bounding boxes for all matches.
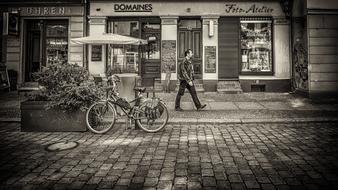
[136,101,169,133]
[86,101,116,134]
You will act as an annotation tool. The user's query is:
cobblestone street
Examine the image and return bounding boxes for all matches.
[0,122,337,190]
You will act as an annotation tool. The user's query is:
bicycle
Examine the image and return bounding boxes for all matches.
[86,75,169,134]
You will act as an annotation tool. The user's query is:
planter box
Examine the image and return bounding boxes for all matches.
[21,101,87,132]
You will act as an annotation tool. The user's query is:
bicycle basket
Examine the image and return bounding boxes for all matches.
[144,98,164,120]
[115,98,131,109]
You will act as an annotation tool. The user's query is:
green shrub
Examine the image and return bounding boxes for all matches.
[28,62,104,112]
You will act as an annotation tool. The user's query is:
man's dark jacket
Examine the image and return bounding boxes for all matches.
[178,57,194,83]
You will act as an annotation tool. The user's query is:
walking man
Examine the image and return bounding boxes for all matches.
[175,49,206,111]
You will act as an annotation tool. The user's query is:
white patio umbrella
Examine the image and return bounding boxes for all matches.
[71,33,148,45]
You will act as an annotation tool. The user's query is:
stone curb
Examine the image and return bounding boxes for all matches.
[167,117,338,124]
[2,117,338,124]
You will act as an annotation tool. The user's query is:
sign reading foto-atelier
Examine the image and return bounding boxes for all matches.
[225,3,274,14]
[161,40,176,73]
[205,46,216,73]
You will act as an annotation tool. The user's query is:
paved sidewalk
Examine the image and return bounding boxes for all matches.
[1,91,338,123]
[0,122,338,189]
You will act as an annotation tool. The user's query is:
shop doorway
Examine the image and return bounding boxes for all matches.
[178,19,202,79]
[24,19,68,82]
[25,20,42,82]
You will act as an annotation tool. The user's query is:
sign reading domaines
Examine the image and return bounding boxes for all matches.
[114,4,152,12]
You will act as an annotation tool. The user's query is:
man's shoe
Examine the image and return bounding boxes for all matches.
[197,104,207,111]
[175,107,183,111]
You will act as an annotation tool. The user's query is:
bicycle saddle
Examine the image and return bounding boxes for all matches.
[134,87,146,93]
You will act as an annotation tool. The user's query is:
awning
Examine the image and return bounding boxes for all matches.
[71,33,148,45]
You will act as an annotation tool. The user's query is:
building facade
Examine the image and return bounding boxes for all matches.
[88,0,291,92]
[292,0,338,98]
[0,0,87,86]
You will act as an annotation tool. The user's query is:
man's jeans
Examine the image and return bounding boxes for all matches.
[175,80,202,109]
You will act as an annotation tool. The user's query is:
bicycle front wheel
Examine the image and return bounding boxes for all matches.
[86,101,116,134]
[136,101,169,133]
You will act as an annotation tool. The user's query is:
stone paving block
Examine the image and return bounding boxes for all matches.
[244,180,260,189]
[115,178,131,186]
[157,180,173,190]
[201,169,214,177]
[202,177,217,186]
[160,172,174,181]
[173,184,187,190]
[208,102,239,110]
[260,102,294,110]
[228,174,243,183]
[235,102,266,110]
[230,182,246,190]
[261,183,276,190]
[144,177,158,187]
[174,177,187,185]
[187,181,202,190]
[181,102,194,110]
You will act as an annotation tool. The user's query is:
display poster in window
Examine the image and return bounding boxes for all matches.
[240,21,272,73]
[3,12,19,36]
[0,66,10,90]
[204,46,216,73]
[161,40,176,73]
[91,45,102,61]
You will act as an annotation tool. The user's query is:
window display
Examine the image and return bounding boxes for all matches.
[142,23,160,60]
[45,22,68,65]
[240,20,272,73]
[108,21,140,73]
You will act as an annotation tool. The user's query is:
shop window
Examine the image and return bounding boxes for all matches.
[141,23,160,60]
[45,21,68,65]
[108,21,140,73]
[240,19,272,74]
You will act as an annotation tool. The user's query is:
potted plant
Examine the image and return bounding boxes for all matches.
[21,62,104,132]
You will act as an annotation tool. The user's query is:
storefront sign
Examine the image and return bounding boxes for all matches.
[21,7,83,16]
[225,4,274,14]
[26,7,65,15]
[161,40,176,73]
[114,4,152,12]
[92,2,283,17]
[204,46,216,73]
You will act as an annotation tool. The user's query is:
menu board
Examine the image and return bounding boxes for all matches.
[161,40,176,73]
[204,46,216,73]
[91,45,102,61]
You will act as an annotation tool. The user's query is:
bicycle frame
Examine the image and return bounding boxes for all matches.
[104,79,146,120]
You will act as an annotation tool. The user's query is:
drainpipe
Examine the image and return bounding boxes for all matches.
[290,1,295,92]
[84,0,89,70]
